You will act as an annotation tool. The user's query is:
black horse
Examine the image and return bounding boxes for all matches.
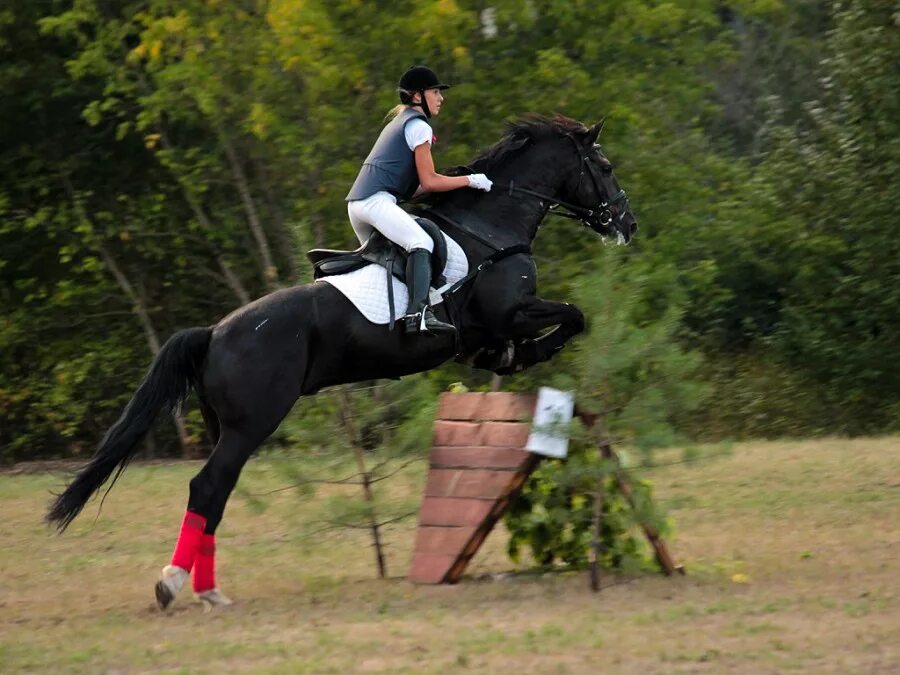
[46,114,636,608]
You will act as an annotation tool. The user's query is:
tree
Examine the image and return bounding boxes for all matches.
[760,0,900,432]
[505,248,710,570]
[4,0,897,462]
[237,376,438,578]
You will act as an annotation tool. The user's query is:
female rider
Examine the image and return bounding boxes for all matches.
[345,65,492,337]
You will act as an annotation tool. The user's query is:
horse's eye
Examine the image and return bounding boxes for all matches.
[601,164,613,174]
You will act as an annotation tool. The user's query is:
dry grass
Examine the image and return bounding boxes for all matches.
[1,436,898,673]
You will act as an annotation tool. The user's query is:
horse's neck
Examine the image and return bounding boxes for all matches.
[438,151,562,251]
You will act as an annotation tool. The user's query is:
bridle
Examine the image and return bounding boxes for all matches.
[427,133,631,256]
[499,135,629,236]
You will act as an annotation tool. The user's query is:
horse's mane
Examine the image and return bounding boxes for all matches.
[452,114,589,175]
[415,114,589,210]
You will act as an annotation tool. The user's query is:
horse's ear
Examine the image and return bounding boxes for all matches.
[587,119,606,144]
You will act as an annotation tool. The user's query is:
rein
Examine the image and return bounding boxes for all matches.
[501,179,605,225]
[450,134,630,236]
[497,178,628,236]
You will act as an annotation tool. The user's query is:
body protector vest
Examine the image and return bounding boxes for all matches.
[346,108,429,202]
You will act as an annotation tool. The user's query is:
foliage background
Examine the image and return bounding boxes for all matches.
[1,0,897,463]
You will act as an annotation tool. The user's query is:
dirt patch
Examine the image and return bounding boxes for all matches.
[1,437,898,673]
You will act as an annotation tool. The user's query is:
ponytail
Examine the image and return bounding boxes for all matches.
[384,104,407,122]
[385,88,420,121]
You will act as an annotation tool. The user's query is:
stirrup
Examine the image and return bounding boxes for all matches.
[404,309,456,337]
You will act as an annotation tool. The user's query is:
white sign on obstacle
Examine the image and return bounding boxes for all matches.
[526,387,575,459]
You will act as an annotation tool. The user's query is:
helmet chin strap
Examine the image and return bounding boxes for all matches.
[417,90,432,118]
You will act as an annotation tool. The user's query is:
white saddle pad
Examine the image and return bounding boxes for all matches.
[318,233,468,325]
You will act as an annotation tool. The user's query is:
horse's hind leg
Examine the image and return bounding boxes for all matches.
[155,427,264,610]
[155,287,318,609]
[197,394,220,448]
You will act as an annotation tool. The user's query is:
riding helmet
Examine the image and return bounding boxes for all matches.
[398,66,451,95]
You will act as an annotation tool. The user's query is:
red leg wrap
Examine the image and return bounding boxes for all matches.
[170,511,207,572]
[192,533,217,593]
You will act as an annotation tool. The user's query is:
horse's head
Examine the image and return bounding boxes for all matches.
[556,119,637,244]
[431,115,637,245]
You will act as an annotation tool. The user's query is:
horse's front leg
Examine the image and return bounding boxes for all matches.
[499,298,585,374]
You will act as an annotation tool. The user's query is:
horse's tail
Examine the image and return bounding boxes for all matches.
[46,326,213,532]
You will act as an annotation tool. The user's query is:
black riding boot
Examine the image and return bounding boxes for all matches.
[403,248,456,338]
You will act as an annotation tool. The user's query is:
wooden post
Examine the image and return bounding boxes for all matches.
[576,405,683,578]
[589,460,605,592]
[599,440,683,576]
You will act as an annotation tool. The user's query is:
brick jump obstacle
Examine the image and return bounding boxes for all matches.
[408,390,682,585]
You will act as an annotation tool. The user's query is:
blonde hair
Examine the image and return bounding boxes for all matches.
[385,87,421,121]
[384,104,408,122]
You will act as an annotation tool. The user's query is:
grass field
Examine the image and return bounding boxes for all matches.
[1,437,898,673]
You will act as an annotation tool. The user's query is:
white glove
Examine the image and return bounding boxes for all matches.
[467,173,493,192]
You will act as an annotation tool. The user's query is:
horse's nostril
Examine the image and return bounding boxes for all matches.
[629,221,638,235]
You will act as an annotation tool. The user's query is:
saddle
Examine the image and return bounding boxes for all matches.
[307,217,448,288]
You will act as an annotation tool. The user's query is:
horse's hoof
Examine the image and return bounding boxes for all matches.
[195,588,233,612]
[155,564,189,611]
[155,579,174,610]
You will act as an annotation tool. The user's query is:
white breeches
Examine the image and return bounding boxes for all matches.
[347,191,434,253]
